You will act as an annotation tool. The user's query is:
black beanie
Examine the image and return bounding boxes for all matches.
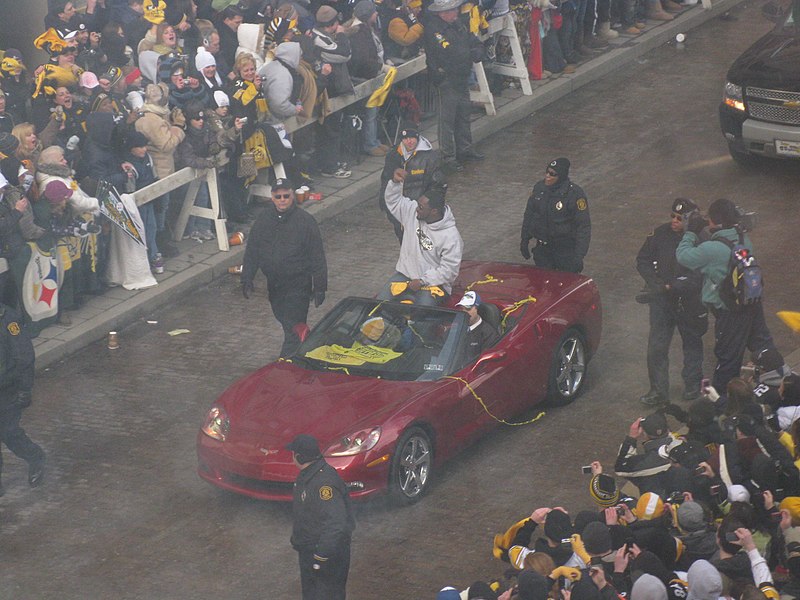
[547,157,570,179]
[0,132,20,155]
[543,509,574,543]
[581,521,611,555]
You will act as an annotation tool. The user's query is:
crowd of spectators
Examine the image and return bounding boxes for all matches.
[0,0,699,329]
[437,356,800,599]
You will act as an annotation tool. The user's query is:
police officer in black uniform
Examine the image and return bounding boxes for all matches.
[424,0,485,173]
[241,179,327,358]
[287,434,355,600]
[520,157,591,273]
[0,303,45,496]
[636,198,708,406]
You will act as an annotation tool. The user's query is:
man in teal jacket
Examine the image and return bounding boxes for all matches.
[676,198,774,392]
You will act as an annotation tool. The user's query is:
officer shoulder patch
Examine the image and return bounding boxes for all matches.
[7,322,20,336]
[319,485,334,501]
[576,198,588,211]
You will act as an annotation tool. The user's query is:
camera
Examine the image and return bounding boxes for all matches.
[725,532,740,543]
[183,78,191,86]
[615,505,626,516]
[736,206,757,232]
[581,465,593,474]
[666,491,685,505]
[240,116,248,124]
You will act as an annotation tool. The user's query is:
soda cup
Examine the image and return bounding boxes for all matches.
[295,188,306,203]
[229,231,244,246]
[108,331,119,350]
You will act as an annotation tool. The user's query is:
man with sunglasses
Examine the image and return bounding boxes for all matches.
[241,179,328,358]
[636,198,708,407]
[520,157,591,273]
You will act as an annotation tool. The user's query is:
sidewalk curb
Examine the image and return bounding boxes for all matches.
[34,0,748,370]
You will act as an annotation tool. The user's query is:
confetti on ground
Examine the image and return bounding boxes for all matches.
[167,329,191,336]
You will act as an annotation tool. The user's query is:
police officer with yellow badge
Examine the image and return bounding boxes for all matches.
[520,157,591,273]
[0,303,45,497]
[288,434,355,600]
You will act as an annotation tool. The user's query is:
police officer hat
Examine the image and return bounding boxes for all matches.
[671,198,697,215]
[547,157,570,179]
[286,434,322,460]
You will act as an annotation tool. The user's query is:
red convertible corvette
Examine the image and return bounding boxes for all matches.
[197,261,602,503]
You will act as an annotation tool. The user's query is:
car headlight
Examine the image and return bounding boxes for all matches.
[201,406,230,441]
[723,81,745,111]
[326,427,381,457]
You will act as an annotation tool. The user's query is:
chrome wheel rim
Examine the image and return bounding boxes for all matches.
[555,335,586,398]
[397,435,431,498]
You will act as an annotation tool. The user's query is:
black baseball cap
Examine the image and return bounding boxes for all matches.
[286,434,321,457]
[272,178,293,192]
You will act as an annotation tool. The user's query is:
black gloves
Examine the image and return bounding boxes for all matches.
[314,291,326,308]
[12,391,32,409]
[520,239,531,260]
[242,280,254,299]
[686,212,707,235]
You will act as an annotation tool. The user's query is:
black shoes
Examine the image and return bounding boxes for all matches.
[442,159,464,173]
[458,151,485,162]
[683,389,702,402]
[28,459,45,488]
[640,389,667,406]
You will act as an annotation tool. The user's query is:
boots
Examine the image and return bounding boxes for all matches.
[584,32,610,49]
[574,29,595,56]
[157,229,180,258]
[646,0,674,19]
[597,22,619,39]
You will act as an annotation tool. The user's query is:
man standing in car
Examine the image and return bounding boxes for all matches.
[288,434,355,600]
[241,180,327,358]
[520,158,591,273]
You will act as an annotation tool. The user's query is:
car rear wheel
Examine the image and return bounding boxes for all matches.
[389,427,432,505]
[546,329,587,406]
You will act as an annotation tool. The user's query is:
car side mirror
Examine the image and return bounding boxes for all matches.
[293,323,310,342]
[473,349,506,370]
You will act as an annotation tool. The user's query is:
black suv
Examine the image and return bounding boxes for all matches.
[719,4,800,163]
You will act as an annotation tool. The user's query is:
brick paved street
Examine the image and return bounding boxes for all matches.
[3,5,800,599]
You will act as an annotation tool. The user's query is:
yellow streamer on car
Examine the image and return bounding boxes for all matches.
[445,376,545,426]
[501,296,537,329]
[465,273,503,291]
[390,281,445,297]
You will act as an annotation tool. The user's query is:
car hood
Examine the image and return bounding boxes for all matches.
[218,361,424,450]
[728,30,800,90]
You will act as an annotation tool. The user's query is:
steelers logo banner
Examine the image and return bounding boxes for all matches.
[319,486,333,501]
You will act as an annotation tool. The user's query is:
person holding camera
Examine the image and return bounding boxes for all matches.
[520,158,590,273]
[287,434,355,600]
[636,198,708,407]
[676,198,775,393]
[613,413,672,497]
[0,302,45,496]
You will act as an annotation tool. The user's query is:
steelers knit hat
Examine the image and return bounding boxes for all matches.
[635,492,665,520]
[589,474,620,508]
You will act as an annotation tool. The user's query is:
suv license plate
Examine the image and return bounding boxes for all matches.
[775,139,800,156]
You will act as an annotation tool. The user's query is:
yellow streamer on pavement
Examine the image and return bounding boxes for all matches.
[445,376,545,426]
[777,311,800,333]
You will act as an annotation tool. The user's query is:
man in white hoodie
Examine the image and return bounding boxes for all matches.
[378,168,463,305]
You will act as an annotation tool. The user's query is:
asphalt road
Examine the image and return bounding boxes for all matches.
[3,5,799,598]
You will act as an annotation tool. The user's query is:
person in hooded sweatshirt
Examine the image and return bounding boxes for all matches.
[685,560,724,600]
[378,167,462,306]
[379,124,441,242]
[260,41,305,124]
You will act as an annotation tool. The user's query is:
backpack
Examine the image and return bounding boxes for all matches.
[717,229,763,310]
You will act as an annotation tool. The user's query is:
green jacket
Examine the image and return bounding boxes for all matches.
[676,227,752,310]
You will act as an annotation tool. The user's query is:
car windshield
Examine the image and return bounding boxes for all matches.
[293,298,468,382]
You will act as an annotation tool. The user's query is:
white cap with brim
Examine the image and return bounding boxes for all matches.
[456,290,480,308]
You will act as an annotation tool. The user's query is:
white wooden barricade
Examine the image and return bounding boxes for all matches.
[131,166,230,251]
[470,13,533,115]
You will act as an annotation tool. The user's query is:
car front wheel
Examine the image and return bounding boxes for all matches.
[389,427,432,505]
[547,329,587,406]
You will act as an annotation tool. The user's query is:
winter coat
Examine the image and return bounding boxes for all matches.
[240,202,327,295]
[521,177,591,259]
[380,135,440,201]
[384,179,463,293]
[134,104,185,178]
[311,28,354,98]
[347,19,383,81]
[424,13,483,89]
[35,162,100,218]
[175,124,222,169]
[676,227,753,310]
[80,113,127,189]
[261,42,302,122]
